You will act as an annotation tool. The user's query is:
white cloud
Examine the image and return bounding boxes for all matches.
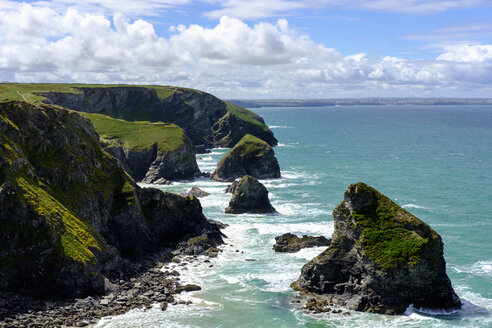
[1,5,492,98]
[204,0,491,19]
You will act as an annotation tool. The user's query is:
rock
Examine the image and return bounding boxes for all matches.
[225,176,277,214]
[273,233,331,253]
[225,180,239,194]
[75,321,89,327]
[160,302,168,311]
[175,284,201,293]
[186,186,210,198]
[175,220,227,256]
[294,182,461,315]
[211,135,281,182]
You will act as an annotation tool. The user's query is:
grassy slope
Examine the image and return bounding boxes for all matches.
[81,113,184,152]
[225,101,267,132]
[219,134,270,165]
[0,83,181,103]
[349,183,439,271]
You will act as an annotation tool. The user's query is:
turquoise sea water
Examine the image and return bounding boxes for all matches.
[97,105,492,328]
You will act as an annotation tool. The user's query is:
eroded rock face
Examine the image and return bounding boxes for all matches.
[294,183,461,315]
[211,134,280,182]
[225,175,276,214]
[0,101,223,298]
[273,233,331,253]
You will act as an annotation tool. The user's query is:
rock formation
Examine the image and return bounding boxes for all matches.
[225,175,276,214]
[293,183,461,315]
[211,134,281,182]
[273,233,331,253]
[38,85,277,148]
[0,101,223,298]
[225,180,239,193]
[181,186,211,198]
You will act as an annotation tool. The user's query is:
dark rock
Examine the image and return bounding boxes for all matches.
[225,180,239,194]
[225,176,276,214]
[175,220,227,256]
[273,233,331,253]
[160,302,168,311]
[294,182,461,315]
[175,284,201,293]
[211,135,280,182]
[186,186,210,198]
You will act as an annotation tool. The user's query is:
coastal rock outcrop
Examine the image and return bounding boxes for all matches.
[211,134,280,182]
[39,85,277,148]
[84,113,200,183]
[225,175,276,214]
[273,233,331,253]
[293,183,461,315]
[0,101,223,298]
[180,186,211,198]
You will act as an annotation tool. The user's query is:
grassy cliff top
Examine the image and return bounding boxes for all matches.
[81,113,184,153]
[231,134,270,156]
[224,102,268,132]
[346,182,440,270]
[0,83,186,103]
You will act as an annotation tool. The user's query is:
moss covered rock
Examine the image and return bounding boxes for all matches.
[211,134,280,182]
[0,100,222,298]
[294,183,461,315]
[225,175,276,214]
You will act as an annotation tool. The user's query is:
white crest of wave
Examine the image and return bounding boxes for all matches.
[402,204,429,210]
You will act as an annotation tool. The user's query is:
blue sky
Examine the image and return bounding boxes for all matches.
[1,0,492,98]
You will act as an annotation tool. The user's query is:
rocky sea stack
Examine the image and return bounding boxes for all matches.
[211,134,280,182]
[225,175,276,214]
[293,182,461,315]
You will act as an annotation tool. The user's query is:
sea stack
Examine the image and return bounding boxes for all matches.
[293,182,461,315]
[225,175,276,214]
[211,134,280,182]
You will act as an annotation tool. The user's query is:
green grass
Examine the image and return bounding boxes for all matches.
[0,83,181,103]
[349,183,439,271]
[219,134,270,165]
[225,101,268,132]
[81,112,184,152]
[15,177,102,265]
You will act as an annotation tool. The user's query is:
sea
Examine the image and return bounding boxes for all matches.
[96,105,492,328]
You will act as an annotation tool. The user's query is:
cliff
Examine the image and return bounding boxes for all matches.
[82,113,200,183]
[0,83,277,148]
[211,134,281,182]
[0,100,222,298]
[294,183,461,315]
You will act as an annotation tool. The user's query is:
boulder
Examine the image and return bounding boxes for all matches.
[273,233,331,253]
[186,186,210,198]
[211,134,280,182]
[225,180,239,194]
[293,183,461,315]
[225,176,276,214]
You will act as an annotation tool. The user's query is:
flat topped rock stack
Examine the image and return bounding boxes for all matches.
[293,182,461,315]
[211,134,280,182]
[225,175,277,214]
[273,233,331,253]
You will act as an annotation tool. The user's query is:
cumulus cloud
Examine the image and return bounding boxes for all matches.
[0,4,492,97]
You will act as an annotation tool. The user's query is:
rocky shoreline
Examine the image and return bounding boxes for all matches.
[0,248,214,328]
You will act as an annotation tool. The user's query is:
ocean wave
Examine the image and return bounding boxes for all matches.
[402,204,430,210]
[269,125,292,129]
[453,260,492,277]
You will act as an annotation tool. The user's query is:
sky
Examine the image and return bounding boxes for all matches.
[0,0,492,99]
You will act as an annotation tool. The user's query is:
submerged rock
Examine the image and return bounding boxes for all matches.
[225,176,276,214]
[211,134,280,182]
[273,233,331,253]
[293,183,461,315]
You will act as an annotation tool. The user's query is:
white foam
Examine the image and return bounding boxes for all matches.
[402,204,429,210]
[252,221,334,237]
[269,125,292,129]
[453,260,492,277]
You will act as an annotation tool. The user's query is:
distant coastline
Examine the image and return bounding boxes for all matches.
[228,98,492,108]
